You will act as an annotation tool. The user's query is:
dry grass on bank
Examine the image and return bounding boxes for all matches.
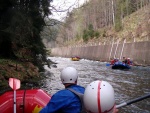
[0,59,41,92]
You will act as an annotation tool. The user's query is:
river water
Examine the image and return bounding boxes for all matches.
[40,57,150,113]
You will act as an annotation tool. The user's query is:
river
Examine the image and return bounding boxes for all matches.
[40,57,150,113]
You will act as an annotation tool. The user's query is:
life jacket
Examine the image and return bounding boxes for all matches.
[127,59,132,65]
[110,60,115,65]
[67,88,86,113]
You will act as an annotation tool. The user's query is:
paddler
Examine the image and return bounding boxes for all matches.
[83,80,119,113]
[39,67,85,113]
[40,67,118,113]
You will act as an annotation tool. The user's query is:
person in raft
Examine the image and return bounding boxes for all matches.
[39,67,118,113]
[126,58,133,65]
[39,67,85,113]
[83,80,119,113]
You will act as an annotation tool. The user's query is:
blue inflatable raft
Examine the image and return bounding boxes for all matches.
[112,63,131,70]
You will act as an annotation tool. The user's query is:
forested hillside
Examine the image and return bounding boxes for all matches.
[0,0,150,89]
[53,0,150,47]
[41,19,62,48]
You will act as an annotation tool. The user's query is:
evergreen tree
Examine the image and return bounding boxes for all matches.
[0,0,52,70]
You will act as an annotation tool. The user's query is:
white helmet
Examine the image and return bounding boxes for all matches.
[83,80,115,113]
[60,67,78,84]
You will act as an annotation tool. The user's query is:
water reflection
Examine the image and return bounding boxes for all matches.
[40,57,150,113]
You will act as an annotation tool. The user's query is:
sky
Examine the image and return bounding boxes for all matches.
[49,0,87,21]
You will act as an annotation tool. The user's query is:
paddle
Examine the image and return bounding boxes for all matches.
[9,78,21,113]
[106,63,110,66]
[116,93,150,108]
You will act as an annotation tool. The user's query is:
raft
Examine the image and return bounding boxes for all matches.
[0,89,51,113]
[71,56,80,61]
[112,64,131,70]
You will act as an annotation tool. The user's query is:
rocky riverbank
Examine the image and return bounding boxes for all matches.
[0,59,44,94]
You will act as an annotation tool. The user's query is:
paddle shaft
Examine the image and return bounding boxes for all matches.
[9,78,20,113]
[14,90,16,113]
[116,93,150,108]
